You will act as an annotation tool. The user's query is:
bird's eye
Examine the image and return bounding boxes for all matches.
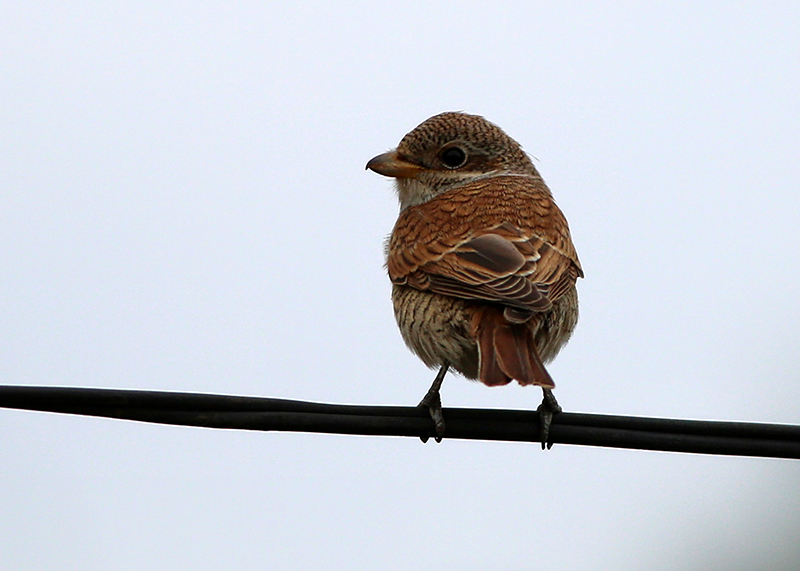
[440,146,467,169]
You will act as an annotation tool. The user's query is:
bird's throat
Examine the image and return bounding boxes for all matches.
[395,178,439,211]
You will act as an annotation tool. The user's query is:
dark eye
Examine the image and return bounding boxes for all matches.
[440,146,467,169]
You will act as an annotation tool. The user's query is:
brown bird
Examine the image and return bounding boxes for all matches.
[367,112,582,447]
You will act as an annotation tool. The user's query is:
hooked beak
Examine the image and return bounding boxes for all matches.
[366,150,424,179]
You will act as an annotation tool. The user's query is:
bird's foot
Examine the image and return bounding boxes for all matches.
[537,389,562,450]
[418,364,449,443]
[418,388,445,443]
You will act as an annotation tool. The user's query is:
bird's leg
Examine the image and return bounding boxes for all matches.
[418,363,449,443]
[537,388,562,450]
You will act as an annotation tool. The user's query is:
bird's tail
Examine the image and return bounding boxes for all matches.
[472,308,555,388]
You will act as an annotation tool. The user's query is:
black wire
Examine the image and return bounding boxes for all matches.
[1,385,799,459]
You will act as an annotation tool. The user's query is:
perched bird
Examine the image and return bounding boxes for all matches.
[367,112,582,447]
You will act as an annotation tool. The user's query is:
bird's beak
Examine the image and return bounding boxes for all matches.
[366,150,424,179]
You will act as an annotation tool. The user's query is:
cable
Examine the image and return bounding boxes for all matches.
[1,385,798,459]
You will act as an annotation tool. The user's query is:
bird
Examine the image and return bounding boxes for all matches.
[366,112,582,448]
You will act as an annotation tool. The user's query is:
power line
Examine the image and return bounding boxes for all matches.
[1,385,798,459]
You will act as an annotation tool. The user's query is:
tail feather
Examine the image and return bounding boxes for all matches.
[473,309,555,389]
[494,322,536,385]
[476,318,512,386]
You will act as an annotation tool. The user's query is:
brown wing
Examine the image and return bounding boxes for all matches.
[388,175,581,319]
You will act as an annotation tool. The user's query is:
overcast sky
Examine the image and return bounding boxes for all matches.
[2,3,799,570]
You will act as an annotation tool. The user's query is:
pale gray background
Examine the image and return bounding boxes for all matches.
[2,3,799,570]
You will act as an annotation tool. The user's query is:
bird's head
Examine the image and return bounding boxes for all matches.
[367,112,539,210]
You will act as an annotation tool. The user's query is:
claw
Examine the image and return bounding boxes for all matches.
[537,388,562,449]
[418,364,449,443]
